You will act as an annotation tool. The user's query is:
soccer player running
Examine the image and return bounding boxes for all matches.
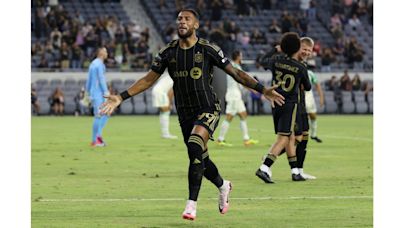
[151,74,178,139]
[86,47,110,147]
[100,9,284,220]
[217,50,259,147]
[255,32,311,183]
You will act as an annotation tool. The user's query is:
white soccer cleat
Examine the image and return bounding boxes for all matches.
[182,200,197,220]
[300,171,317,180]
[218,180,232,214]
[162,134,178,139]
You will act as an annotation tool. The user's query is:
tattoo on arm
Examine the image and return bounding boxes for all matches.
[225,64,261,91]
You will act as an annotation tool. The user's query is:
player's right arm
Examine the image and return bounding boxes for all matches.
[101,47,169,115]
[301,67,312,91]
[101,70,161,115]
[260,45,280,70]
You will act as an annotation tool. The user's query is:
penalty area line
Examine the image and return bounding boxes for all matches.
[36,195,372,202]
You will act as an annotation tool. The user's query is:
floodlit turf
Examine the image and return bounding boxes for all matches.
[31,115,372,227]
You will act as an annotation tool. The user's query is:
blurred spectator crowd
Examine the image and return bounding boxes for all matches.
[31,0,152,71]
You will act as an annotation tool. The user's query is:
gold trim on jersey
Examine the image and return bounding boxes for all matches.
[159,40,178,55]
[290,104,298,133]
[198,38,220,52]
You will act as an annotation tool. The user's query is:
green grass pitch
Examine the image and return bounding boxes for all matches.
[32,115,372,227]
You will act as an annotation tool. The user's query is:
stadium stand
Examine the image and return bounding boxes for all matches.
[140,0,372,72]
[31,0,373,116]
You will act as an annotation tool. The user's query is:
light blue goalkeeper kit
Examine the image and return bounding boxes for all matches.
[86,58,109,144]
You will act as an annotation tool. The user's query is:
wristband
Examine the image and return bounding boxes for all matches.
[119,91,131,101]
[254,83,265,94]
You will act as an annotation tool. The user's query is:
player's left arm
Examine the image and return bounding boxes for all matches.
[301,67,312,91]
[315,82,325,107]
[224,64,284,107]
[97,65,109,96]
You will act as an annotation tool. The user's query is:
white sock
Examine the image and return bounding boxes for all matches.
[310,119,317,138]
[218,120,230,141]
[240,119,250,141]
[160,111,170,136]
[260,164,272,176]
[299,168,304,174]
[291,168,300,175]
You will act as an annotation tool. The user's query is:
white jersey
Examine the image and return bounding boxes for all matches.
[153,74,173,94]
[152,74,173,107]
[225,62,243,101]
[305,70,318,113]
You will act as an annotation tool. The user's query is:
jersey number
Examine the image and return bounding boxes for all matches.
[198,112,219,132]
[274,70,295,92]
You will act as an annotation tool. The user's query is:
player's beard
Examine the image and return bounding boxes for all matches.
[178,28,194,39]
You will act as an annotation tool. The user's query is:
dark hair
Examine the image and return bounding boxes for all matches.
[280,32,301,56]
[231,50,242,60]
[179,9,200,20]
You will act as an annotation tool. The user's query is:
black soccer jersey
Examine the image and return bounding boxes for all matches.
[261,53,311,103]
[151,38,231,121]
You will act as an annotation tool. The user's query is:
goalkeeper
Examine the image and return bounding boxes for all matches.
[86,47,110,147]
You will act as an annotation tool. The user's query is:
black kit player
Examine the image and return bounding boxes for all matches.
[277,37,317,180]
[100,9,285,220]
[255,32,311,183]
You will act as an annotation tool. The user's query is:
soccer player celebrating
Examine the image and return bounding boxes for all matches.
[256,32,311,183]
[151,74,178,139]
[100,9,284,220]
[86,47,110,147]
[217,50,259,147]
[303,44,325,143]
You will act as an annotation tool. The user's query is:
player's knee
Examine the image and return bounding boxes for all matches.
[187,134,205,165]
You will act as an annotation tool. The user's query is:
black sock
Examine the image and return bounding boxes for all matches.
[288,156,298,169]
[296,138,308,169]
[187,134,205,201]
[203,153,224,188]
[263,154,277,167]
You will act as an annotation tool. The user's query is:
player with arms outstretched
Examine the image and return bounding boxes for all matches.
[100,9,284,220]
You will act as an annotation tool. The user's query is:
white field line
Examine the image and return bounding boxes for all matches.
[37,195,372,202]
[233,127,373,142]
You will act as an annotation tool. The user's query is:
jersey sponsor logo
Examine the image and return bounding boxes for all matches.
[190,67,202,79]
[194,53,203,63]
[173,70,188,77]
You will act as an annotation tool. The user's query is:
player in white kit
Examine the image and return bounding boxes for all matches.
[152,74,178,139]
[217,51,259,146]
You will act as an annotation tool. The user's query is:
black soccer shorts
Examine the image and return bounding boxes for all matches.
[272,103,297,136]
[295,112,309,136]
[179,107,221,144]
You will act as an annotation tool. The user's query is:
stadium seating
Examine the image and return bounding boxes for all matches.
[353,91,368,114]
[140,0,372,72]
[342,91,355,114]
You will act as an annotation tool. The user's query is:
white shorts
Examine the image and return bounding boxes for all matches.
[152,91,169,108]
[305,91,317,113]
[225,99,246,115]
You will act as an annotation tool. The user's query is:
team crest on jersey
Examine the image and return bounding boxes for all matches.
[190,67,202,79]
[195,53,203,63]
